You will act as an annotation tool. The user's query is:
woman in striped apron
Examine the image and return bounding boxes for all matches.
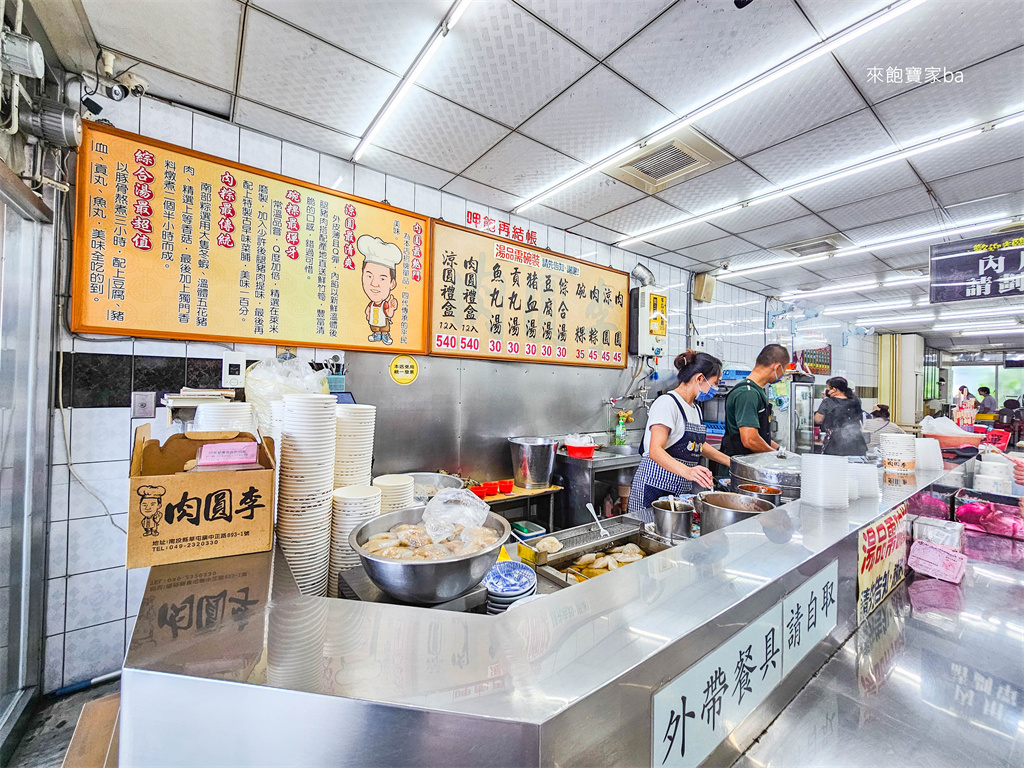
[628,351,732,523]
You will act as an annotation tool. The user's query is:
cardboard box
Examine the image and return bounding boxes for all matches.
[128,424,275,569]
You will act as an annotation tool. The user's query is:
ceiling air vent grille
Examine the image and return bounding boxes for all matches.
[768,233,856,260]
[627,145,700,180]
[605,126,733,195]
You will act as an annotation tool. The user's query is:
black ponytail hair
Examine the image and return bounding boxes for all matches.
[826,376,856,398]
[674,349,723,384]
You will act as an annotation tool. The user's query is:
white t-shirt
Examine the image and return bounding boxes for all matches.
[642,392,701,454]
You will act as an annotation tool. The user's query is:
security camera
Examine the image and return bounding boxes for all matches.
[117,71,149,98]
[102,81,127,101]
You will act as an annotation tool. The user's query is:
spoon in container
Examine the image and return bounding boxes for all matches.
[586,503,611,538]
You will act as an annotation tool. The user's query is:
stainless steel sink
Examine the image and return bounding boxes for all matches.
[596,444,639,456]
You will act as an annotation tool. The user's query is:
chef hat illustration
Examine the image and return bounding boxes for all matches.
[137,485,166,499]
[356,235,403,268]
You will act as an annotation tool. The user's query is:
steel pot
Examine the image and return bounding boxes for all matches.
[694,491,774,535]
[730,451,802,500]
[652,497,693,542]
[736,483,783,506]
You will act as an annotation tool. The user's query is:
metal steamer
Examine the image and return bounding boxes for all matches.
[730,450,803,501]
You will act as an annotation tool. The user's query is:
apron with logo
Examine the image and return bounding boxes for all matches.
[368,301,388,328]
[628,394,706,523]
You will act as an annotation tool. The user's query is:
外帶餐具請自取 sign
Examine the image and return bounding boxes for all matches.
[73,122,430,353]
[929,232,1024,303]
[430,222,629,367]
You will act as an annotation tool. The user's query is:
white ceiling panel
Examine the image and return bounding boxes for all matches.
[795,0,891,37]
[519,66,674,164]
[790,160,920,211]
[591,198,686,237]
[743,109,896,186]
[239,11,398,136]
[542,172,645,220]
[910,120,1024,182]
[625,242,670,259]
[929,158,1024,207]
[843,210,947,245]
[751,266,827,293]
[720,251,786,271]
[108,60,231,117]
[524,204,584,230]
[739,215,836,248]
[804,254,890,279]
[516,0,675,59]
[679,236,764,265]
[81,0,241,89]
[658,252,702,271]
[441,176,523,211]
[656,162,774,215]
[461,133,585,198]
[944,190,1024,227]
[568,222,626,245]
[417,0,595,126]
[818,184,936,230]
[355,146,456,190]
[695,56,865,158]
[873,48,1024,147]
[713,197,810,235]
[606,0,817,116]
[372,86,509,172]
[832,0,1023,105]
[251,0,449,74]
[234,99,359,158]
[647,223,731,252]
[876,245,931,270]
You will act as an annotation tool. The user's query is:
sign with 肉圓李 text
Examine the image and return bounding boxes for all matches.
[856,502,908,623]
[431,222,628,367]
[652,560,838,768]
[73,122,430,353]
[929,232,1024,303]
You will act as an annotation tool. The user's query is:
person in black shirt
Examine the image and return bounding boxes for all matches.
[814,377,867,456]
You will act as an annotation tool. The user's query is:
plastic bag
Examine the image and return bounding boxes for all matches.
[245,357,328,434]
[564,433,594,447]
[422,488,490,544]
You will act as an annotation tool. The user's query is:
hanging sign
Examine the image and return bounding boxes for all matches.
[929,232,1024,303]
[430,222,628,367]
[856,502,908,623]
[73,122,430,353]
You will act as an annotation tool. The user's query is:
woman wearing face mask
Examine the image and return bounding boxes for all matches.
[814,377,868,456]
[628,350,731,522]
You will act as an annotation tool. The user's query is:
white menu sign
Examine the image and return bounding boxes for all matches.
[652,560,838,768]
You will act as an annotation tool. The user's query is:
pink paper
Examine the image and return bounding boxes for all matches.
[908,540,967,584]
[196,441,258,466]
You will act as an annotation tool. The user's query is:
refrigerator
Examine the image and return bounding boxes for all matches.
[770,375,816,454]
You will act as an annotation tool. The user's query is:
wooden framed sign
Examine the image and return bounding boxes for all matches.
[73,122,430,353]
[430,222,628,367]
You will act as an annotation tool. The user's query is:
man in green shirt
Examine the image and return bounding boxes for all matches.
[722,344,789,457]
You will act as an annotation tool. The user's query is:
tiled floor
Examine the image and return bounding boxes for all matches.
[7,681,120,768]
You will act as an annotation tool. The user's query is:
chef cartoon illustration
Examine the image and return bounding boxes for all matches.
[137,485,166,537]
[358,234,403,346]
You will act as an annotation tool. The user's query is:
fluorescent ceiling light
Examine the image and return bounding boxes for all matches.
[859,313,935,325]
[934,320,1020,332]
[353,0,473,162]
[780,275,928,301]
[514,0,930,216]
[824,300,915,315]
[938,306,1024,321]
[959,327,1024,337]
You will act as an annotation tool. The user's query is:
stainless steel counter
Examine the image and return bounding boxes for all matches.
[120,466,965,767]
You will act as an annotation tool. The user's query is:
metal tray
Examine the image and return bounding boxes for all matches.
[516,515,645,567]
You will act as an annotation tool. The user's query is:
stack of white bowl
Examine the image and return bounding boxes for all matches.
[373,474,415,512]
[974,454,1013,495]
[852,463,880,498]
[915,437,944,471]
[269,400,285,517]
[194,402,255,432]
[335,404,376,487]
[328,485,381,597]
[879,434,917,475]
[276,393,337,596]
[800,455,849,507]
[267,596,328,691]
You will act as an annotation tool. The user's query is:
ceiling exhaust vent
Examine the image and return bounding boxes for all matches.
[606,126,733,195]
[768,233,856,260]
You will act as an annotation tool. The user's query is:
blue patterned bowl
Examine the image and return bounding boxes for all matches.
[482,561,537,597]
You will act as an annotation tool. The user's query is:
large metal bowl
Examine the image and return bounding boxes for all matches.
[406,472,465,503]
[349,506,510,605]
[694,491,775,535]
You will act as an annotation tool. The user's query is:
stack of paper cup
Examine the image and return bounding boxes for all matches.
[853,463,880,498]
[335,404,376,487]
[373,474,415,513]
[269,400,285,517]
[328,485,381,597]
[915,437,944,471]
[194,402,255,432]
[880,434,917,475]
[276,393,337,597]
[800,455,849,507]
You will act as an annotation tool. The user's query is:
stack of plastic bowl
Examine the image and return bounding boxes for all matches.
[800,454,849,507]
[276,393,337,596]
[482,561,537,615]
[847,464,860,502]
[852,463,880,498]
[328,485,382,597]
[915,437,944,471]
[266,596,329,691]
[879,433,917,475]
[194,402,255,432]
[335,404,376,487]
[373,474,415,513]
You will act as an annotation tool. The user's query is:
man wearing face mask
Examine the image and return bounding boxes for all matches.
[722,344,790,457]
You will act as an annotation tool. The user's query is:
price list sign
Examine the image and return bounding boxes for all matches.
[73,123,430,353]
[430,223,628,367]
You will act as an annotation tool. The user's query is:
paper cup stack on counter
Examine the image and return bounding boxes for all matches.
[328,485,382,597]
[880,434,917,475]
[373,474,416,513]
[851,463,880,498]
[335,404,376,488]
[276,393,337,596]
[800,454,849,507]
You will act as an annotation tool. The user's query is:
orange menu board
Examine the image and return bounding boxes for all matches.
[73,122,429,353]
[431,222,628,367]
